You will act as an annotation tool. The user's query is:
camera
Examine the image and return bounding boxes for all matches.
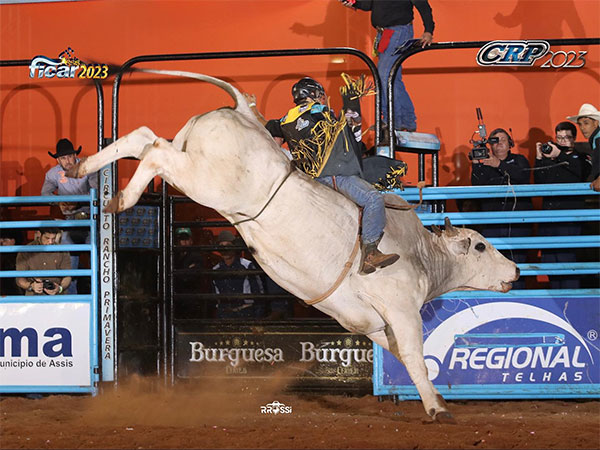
[469,142,489,161]
[468,108,498,161]
[42,279,55,290]
[541,142,554,155]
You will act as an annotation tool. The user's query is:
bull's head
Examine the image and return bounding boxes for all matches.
[435,218,520,293]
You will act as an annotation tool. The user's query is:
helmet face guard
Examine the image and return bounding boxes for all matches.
[292,77,325,105]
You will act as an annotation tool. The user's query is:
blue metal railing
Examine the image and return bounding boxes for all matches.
[389,182,600,297]
[0,190,99,394]
[418,209,598,225]
[393,182,596,200]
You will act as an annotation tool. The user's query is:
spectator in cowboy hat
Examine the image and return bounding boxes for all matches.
[41,138,98,294]
[567,103,600,191]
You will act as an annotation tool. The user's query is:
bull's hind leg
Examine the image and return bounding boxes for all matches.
[374,310,455,424]
[104,138,187,213]
[66,126,159,179]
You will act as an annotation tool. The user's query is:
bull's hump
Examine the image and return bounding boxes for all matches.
[382,193,410,208]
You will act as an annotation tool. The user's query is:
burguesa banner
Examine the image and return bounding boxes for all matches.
[175,323,374,390]
[0,303,92,388]
[374,296,600,399]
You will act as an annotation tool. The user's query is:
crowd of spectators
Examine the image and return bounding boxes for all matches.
[468,103,599,289]
[0,138,95,297]
[171,226,295,320]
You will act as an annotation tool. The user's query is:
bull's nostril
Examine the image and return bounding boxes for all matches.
[515,267,520,277]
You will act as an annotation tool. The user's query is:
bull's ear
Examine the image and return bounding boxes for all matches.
[448,237,471,256]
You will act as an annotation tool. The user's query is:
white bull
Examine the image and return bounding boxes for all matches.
[69,70,519,422]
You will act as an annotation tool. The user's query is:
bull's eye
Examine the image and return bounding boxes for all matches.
[475,242,486,252]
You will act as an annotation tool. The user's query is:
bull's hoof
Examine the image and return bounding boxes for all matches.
[64,164,79,178]
[103,192,123,213]
[434,411,456,424]
[65,157,87,178]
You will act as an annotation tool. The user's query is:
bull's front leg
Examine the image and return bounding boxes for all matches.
[381,309,455,424]
[104,138,187,213]
[66,126,159,179]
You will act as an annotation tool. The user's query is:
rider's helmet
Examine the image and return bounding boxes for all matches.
[292,77,325,105]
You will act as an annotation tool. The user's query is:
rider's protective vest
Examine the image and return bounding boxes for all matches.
[280,102,363,179]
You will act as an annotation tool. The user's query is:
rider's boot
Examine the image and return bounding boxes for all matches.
[359,239,400,275]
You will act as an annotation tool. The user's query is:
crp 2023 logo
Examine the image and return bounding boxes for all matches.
[477,40,586,69]
[29,47,109,80]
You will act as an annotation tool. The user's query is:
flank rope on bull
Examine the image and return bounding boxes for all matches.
[305,180,425,305]
[231,168,423,304]
[384,181,427,210]
[230,162,296,227]
[229,161,361,306]
[305,230,361,305]
[235,174,424,304]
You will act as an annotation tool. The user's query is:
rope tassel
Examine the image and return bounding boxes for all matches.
[291,111,348,178]
[373,163,408,191]
[339,73,376,101]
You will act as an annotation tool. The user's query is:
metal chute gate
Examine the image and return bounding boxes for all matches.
[0,192,100,394]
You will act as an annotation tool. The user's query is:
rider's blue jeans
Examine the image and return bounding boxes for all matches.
[317,175,385,245]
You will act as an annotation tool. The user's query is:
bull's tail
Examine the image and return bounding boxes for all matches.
[136,69,255,121]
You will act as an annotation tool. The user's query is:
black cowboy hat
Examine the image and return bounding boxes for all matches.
[48,138,81,158]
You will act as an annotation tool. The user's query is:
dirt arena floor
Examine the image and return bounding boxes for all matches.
[1,376,599,450]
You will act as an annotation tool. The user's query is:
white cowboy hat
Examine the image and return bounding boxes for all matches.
[566,103,600,122]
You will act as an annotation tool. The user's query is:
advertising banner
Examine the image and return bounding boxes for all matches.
[374,296,600,399]
[0,303,91,387]
[175,323,373,390]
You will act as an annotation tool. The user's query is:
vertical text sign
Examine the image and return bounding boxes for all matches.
[99,166,115,381]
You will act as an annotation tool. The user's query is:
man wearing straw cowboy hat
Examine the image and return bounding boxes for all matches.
[42,138,98,293]
[567,103,600,191]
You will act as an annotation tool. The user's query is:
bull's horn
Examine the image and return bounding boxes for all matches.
[431,225,443,236]
[444,217,459,236]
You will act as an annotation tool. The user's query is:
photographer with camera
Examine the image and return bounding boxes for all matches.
[471,127,532,199]
[534,121,590,202]
[471,127,532,288]
[15,228,71,296]
[534,121,591,289]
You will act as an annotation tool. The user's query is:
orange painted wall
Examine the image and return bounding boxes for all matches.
[1,0,599,197]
